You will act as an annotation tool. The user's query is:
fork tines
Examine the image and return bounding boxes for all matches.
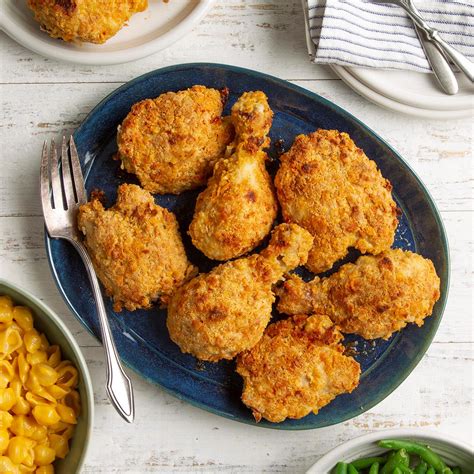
[40,136,86,214]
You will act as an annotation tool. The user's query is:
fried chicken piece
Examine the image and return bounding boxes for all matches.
[117,85,234,194]
[27,0,147,44]
[229,90,273,146]
[277,249,441,340]
[166,224,313,362]
[236,314,360,423]
[275,129,398,273]
[188,91,278,260]
[77,184,196,312]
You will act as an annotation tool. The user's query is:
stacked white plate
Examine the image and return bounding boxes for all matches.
[332,65,474,119]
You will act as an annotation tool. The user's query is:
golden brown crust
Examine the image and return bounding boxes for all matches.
[277,249,441,339]
[77,184,196,312]
[230,91,273,149]
[236,314,360,423]
[166,223,313,362]
[117,86,234,194]
[27,0,147,43]
[188,91,278,260]
[275,129,398,273]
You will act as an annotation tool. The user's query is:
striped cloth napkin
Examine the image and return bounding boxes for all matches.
[303,0,474,72]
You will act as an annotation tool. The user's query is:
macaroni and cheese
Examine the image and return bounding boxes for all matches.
[0,295,81,473]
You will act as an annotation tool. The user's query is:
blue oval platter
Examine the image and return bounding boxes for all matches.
[45,63,449,430]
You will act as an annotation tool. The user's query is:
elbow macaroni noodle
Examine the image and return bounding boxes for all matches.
[0,295,81,474]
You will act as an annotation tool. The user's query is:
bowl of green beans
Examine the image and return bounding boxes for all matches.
[306,429,473,474]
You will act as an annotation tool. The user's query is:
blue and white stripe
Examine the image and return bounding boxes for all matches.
[305,0,474,72]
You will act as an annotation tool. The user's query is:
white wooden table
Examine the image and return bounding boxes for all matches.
[0,2,472,472]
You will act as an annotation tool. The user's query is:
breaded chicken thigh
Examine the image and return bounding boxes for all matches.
[117,86,234,194]
[167,224,313,362]
[277,249,441,340]
[275,129,398,273]
[236,314,360,423]
[188,91,278,260]
[77,184,196,312]
[27,0,147,43]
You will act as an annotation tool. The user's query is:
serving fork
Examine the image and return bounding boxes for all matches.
[40,136,135,423]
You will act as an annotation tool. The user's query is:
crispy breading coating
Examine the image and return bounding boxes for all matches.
[230,90,273,147]
[277,249,441,340]
[188,91,278,260]
[236,314,360,423]
[166,224,313,362]
[77,184,196,312]
[275,129,398,273]
[27,0,147,44]
[117,85,234,194]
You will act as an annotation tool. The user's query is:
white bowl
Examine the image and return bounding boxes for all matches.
[306,429,473,473]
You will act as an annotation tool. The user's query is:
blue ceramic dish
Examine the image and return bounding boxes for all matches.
[45,63,449,429]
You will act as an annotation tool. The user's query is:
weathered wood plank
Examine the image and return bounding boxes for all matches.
[76,342,472,472]
[0,212,471,343]
[1,0,472,470]
[2,212,469,472]
[0,82,472,219]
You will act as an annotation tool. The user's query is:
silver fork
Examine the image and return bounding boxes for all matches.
[40,136,135,423]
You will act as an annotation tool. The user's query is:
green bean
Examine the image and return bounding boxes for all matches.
[380,452,400,474]
[451,468,462,474]
[394,469,403,474]
[347,464,359,474]
[399,449,410,467]
[396,465,415,474]
[334,462,348,474]
[378,440,453,474]
[369,462,380,474]
[415,461,428,474]
[387,451,397,460]
[380,450,410,474]
[427,468,436,474]
[351,456,387,469]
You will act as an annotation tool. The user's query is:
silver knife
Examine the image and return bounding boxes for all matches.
[415,25,458,95]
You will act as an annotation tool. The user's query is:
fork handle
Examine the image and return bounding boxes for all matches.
[71,240,135,423]
[415,26,458,95]
[429,32,474,83]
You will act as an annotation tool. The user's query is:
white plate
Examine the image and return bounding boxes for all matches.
[306,428,474,473]
[0,0,214,65]
[333,65,474,120]
[346,66,474,112]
